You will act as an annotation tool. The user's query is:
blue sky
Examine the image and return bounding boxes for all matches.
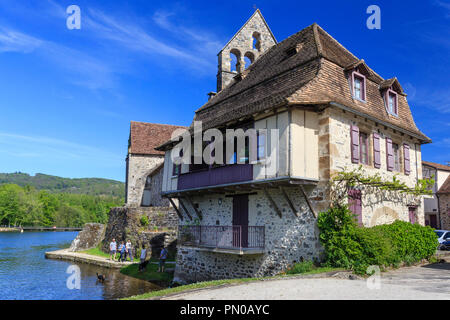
[0,0,448,182]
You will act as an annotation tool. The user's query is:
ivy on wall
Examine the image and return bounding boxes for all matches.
[330,166,434,205]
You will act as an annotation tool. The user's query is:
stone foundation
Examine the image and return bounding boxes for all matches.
[173,189,323,284]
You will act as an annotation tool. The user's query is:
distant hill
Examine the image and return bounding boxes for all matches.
[0,172,125,198]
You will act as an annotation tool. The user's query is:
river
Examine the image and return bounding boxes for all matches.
[0,231,160,300]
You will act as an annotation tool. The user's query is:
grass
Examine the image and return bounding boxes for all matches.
[81,247,110,258]
[284,261,339,275]
[123,266,344,300]
[120,263,173,283]
[80,246,174,262]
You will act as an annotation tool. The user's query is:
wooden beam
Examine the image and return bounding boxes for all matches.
[279,186,299,217]
[177,198,193,220]
[299,185,317,218]
[183,196,203,220]
[168,197,184,221]
[263,188,282,218]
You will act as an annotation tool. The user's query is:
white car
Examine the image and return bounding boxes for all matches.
[435,230,450,246]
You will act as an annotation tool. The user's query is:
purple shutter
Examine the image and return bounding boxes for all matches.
[404,144,410,175]
[351,125,360,164]
[373,133,381,169]
[386,138,394,171]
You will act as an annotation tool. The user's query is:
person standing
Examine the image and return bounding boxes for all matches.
[158,246,168,272]
[126,240,133,262]
[109,238,117,261]
[118,241,126,263]
[139,244,147,272]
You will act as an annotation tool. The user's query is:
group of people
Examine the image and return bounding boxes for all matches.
[108,238,169,273]
[109,238,134,262]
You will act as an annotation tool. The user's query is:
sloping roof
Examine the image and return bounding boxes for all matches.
[129,121,186,155]
[422,161,450,172]
[193,23,429,142]
[437,175,450,194]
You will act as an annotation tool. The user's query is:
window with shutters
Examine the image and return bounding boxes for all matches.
[403,144,411,175]
[351,125,360,164]
[373,133,381,169]
[359,132,369,165]
[392,143,401,172]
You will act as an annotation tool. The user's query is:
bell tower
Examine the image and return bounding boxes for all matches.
[217,9,277,92]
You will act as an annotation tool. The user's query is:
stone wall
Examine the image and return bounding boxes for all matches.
[439,194,450,230]
[325,107,425,226]
[173,189,322,284]
[102,206,178,258]
[126,154,165,206]
[69,223,106,252]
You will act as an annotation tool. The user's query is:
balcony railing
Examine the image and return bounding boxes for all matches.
[178,225,265,252]
[177,164,253,190]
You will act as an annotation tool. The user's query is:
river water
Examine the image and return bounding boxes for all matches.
[0,231,161,300]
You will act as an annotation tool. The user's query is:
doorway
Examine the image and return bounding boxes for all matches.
[232,194,249,248]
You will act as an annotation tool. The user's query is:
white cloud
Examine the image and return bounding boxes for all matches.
[405,82,450,114]
[435,0,450,17]
[0,25,116,89]
[83,8,219,71]
[0,132,122,166]
[0,28,43,53]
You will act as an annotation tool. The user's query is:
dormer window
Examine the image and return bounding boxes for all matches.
[352,71,366,102]
[380,78,404,117]
[386,89,398,116]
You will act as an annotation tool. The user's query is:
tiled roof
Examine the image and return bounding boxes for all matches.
[437,175,450,194]
[193,23,429,142]
[129,121,186,155]
[422,161,450,172]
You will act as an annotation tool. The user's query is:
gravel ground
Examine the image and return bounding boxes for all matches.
[163,261,450,300]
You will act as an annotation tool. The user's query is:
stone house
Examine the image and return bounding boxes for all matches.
[125,121,186,207]
[100,121,186,257]
[422,161,450,228]
[156,10,431,283]
[437,176,450,230]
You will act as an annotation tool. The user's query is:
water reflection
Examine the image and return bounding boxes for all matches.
[76,263,161,300]
[0,231,160,300]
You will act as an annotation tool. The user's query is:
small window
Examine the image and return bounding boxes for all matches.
[359,132,369,165]
[141,176,152,207]
[352,72,366,101]
[172,149,183,176]
[387,90,398,116]
[257,131,266,160]
[392,143,401,172]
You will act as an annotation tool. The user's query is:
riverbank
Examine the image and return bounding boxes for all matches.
[45,249,133,268]
[45,248,175,286]
[0,227,20,232]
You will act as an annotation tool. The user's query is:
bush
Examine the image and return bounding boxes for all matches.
[317,205,438,274]
[140,215,149,227]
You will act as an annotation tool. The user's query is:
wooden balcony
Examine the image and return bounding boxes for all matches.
[177,164,253,190]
